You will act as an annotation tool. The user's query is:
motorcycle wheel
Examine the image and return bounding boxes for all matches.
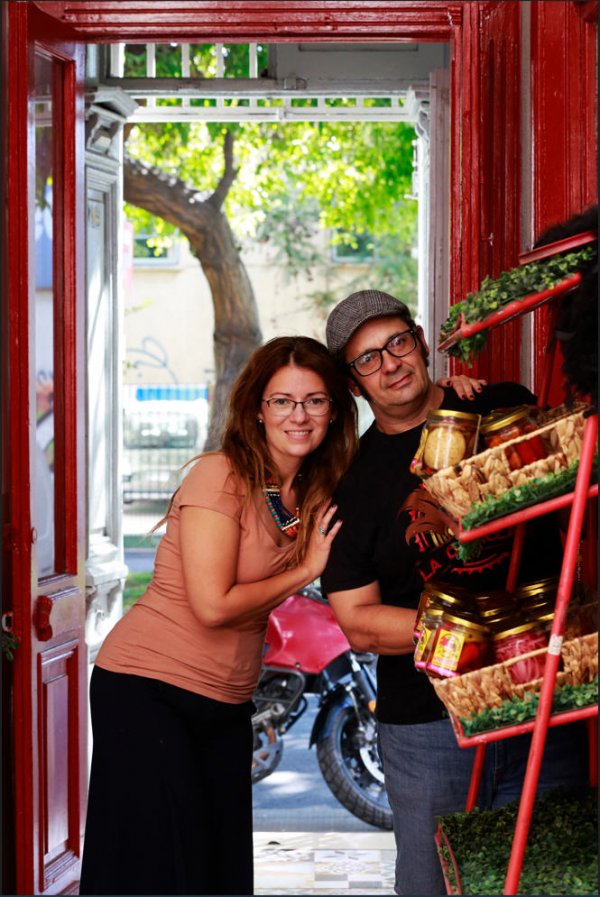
[316,704,393,830]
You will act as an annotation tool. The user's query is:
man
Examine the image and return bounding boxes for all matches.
[321,289,588,896]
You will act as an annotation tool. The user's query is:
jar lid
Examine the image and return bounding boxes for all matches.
[480,405,532,433]
[426,409,481,423]
[525,611,554,624]
[520,597,555,612]
[441,613,489,633]
[472,590,514,608]
[426,587,468,607]
[516,577,558,597]
[479,606,516,620]
[492,620,544,639]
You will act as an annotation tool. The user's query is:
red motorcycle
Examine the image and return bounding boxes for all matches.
[252,584,392,830]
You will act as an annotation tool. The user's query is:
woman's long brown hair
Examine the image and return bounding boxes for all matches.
[156,336,358,565]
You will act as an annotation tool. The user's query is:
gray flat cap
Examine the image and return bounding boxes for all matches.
[326,289,413,357]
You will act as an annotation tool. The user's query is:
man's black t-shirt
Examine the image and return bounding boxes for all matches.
[321,383,563,725]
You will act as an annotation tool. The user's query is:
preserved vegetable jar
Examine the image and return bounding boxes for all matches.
[515,576,558,611]
[426,613,490,678]
[411,409,481,476]
[414,584,472,643]
[414,607,444,671]
[480,406,547,470]
[492,621,548,684]
[472,589,516,618]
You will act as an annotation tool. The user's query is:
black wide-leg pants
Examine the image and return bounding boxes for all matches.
[80,666,255,896]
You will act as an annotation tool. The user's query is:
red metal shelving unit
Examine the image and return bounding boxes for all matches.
[435,234,598,895]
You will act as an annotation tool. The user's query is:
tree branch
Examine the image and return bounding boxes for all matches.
[207,130,238,211]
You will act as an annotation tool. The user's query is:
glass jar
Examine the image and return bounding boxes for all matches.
[411,409,481,477]
[471,589,517,619]
[414,607,444,671]
[426,613,491,679]
[414,584,472,645]
[515,576,558,606]
[492,621,548,684]
[480,405,547,470]
[523,609,554,635]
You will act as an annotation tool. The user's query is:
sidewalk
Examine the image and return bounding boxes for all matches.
[254,831,396,895]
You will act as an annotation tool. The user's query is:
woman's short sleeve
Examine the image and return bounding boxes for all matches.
[176,453,243,522]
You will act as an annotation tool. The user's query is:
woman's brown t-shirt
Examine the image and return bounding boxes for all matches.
[95,453,296,703]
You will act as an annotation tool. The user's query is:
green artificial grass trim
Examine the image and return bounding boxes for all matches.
[460,678,598,736]
[437,786,598,895]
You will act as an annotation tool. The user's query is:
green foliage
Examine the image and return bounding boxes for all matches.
[123,571,152,612]
[1,631,20,661]
[439,245,597,366]
[437,786,598,895]
[124,115,417,278]
[460,678,599,736]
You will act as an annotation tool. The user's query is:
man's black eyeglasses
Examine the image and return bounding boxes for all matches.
[347,330,418,377]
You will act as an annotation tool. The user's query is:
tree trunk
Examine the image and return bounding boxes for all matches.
[123,144,262,449]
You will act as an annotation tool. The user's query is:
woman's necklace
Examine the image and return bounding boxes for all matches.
[264,483,300,539]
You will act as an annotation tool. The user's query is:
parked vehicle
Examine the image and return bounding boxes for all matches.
[252,584,392,830]
[122,386,208,503]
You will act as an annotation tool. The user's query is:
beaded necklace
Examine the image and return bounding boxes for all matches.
[264,483,300,539]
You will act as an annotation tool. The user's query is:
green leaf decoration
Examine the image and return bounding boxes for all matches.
[439,245,597,365]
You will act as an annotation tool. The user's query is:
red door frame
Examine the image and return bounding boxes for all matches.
[4,3,87,894]
[3,1,596,892]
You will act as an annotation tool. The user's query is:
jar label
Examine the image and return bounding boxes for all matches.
[429,627,465,672]
[414,627,432,665]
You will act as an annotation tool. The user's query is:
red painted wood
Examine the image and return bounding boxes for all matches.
[530,2,597,404]
[33,1,464,41]
[38,638,84,892]
[5,5,37,894]
[449,2,522,384]
[4,3,88,891]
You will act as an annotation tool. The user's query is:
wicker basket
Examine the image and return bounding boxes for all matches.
[430,632,598,722]
[421,409,587,521]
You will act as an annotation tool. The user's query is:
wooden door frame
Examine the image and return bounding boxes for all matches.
[4,3,88,893]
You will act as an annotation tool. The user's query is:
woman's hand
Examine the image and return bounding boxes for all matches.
[436,374,487,401]
[301,502,342,583]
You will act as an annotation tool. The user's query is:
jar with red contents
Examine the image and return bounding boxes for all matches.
[414,607,444,671]
[426,613,491,679]
[492,621,548,684]
[480,406,547,470]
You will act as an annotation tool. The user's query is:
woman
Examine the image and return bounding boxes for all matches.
[79,336,359,896]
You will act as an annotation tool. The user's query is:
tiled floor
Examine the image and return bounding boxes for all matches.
[254,831,397,895]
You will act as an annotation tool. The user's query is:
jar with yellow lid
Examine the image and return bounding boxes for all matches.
[426,613,491,678]
[414,584,474,641]
[492,620,548,684]
[414,607,444,671]
[480,405,547,470]
[411,409,481,477]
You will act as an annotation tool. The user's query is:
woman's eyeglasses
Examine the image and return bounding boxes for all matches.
[347,330,417,377]
[262,396,333,417]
